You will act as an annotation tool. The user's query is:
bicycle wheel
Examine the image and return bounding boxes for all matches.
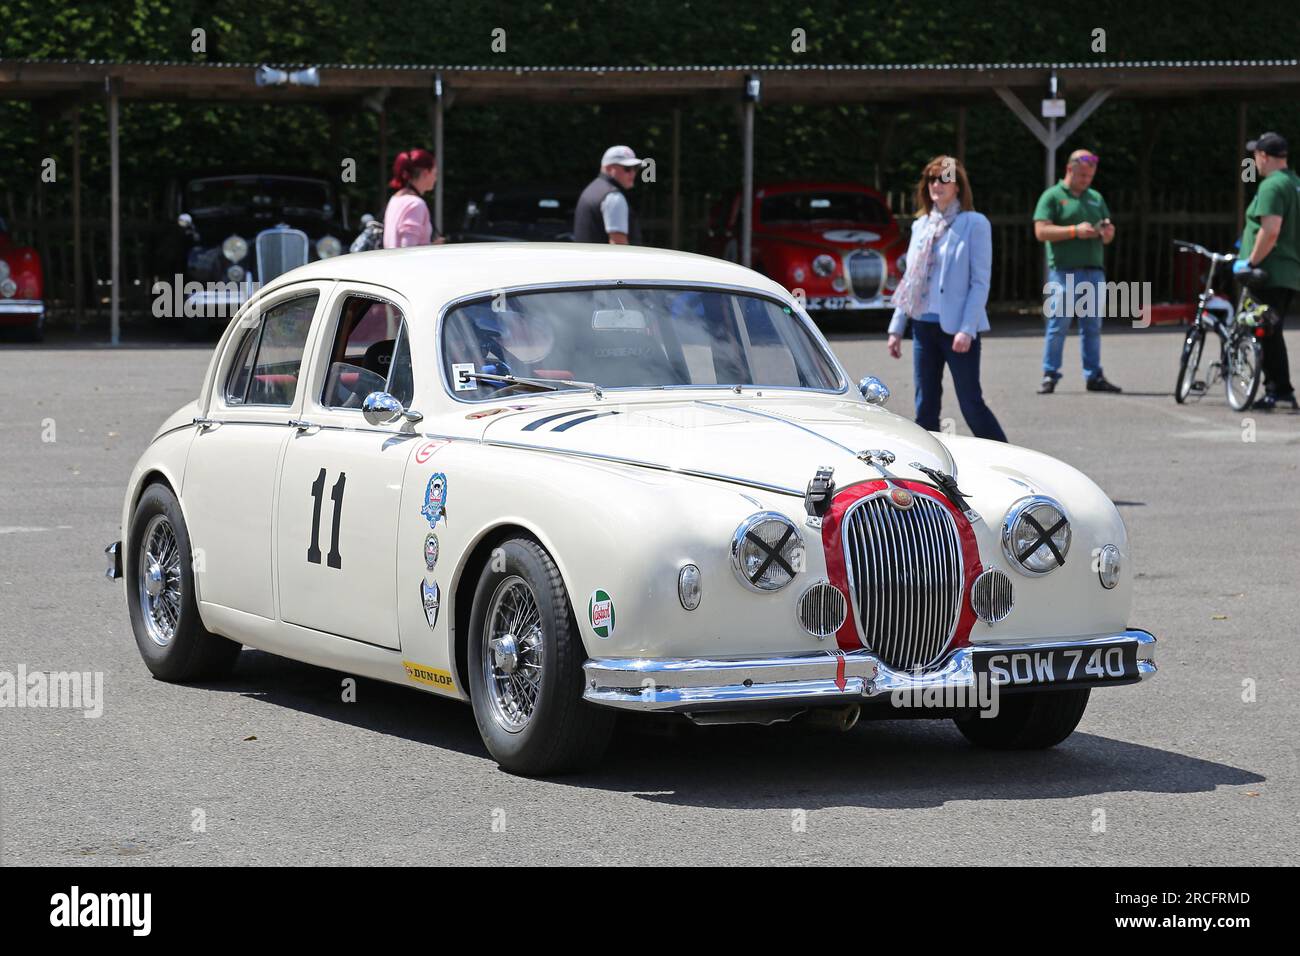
[1175,326,1206,403]
[1225,333,1262,411]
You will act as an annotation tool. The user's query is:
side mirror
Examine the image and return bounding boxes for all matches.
[859,376,891,406]
[362,391,423,426]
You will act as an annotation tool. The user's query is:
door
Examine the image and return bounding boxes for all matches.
[274,290,416,649]
[185,288,324,617]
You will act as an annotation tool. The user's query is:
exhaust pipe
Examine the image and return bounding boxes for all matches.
[805,704,861,733]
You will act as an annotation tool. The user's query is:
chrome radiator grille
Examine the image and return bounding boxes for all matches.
[846,250,886,300]
[256,227,309,284]
[842,492,963,670]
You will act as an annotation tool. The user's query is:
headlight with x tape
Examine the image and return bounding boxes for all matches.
[1001,496,1071,576]
[731,512,805,592]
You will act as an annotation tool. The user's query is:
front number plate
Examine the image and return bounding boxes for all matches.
[972,642,1140,690]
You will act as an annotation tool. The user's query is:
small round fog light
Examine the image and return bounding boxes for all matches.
[1097,544,1121,589]
[678,563,702,610]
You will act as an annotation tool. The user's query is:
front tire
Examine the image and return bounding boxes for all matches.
[953,688,1090,749]
[126,484,241,681]
[467,537,615,775]
[1175,326,1205,403]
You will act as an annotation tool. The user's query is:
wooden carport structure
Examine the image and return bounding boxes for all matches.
[4,58,1300,342]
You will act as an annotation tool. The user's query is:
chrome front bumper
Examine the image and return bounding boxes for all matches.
[0,299,45,317]
[583,629,1156,714]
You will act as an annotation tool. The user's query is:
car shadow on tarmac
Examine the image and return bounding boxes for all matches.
[205,650,1263,809]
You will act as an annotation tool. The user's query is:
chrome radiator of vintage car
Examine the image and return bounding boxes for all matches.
[256,225,309,284]
[842,492,963,670]
[845,249,886,300]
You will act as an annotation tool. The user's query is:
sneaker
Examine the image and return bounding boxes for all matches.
[1282,394,1300,411]
[1251,394,1277,411]
[1037,376,1057,394]
[1086,375,1123,393]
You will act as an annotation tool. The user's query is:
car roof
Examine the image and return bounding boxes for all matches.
[255,242,792,307]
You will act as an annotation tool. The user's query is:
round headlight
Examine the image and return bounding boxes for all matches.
[227,264,246,282]
[0,278,16,298]
[678,564,702,610]
[0,260,10,280]
[316,235,343,259]
[222,235,248,263]
[732,512,804,591]
[1002,496,1071,575]
[812,254,836,277]
[792,267,806,283]
[1097,544,1121,589]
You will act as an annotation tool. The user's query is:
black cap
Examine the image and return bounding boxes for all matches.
[1246,131,1288,157]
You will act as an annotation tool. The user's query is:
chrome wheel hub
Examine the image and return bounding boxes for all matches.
[137,514,184,647]
[482,576,544,733]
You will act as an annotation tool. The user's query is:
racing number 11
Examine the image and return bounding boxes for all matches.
[307,467,346,568]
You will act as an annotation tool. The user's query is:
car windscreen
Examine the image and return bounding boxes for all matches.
[480,194,575,224]
[760,191,890,225]
[441,286,842,400]
[187,177,332,216]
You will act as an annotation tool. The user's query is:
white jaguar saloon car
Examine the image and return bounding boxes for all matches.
[108,244,1156,774]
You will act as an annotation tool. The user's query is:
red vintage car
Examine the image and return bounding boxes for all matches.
[707,182,904,314]
[0,216,45,341]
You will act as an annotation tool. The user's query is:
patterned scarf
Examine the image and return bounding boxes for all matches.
[893,201,962,318]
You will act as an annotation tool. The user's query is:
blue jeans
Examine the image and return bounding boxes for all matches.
[912,320,1007,442]
[1043,267,1104,382]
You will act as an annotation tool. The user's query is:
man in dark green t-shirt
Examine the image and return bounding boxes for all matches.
[1235,131,1300,410]
[1032,149,1121,394]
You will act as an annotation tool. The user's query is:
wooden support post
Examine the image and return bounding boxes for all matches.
[432,73,445,239]
[72,104,83,332]
[1236,101,1247,235]
[107,78,121,346]
[956,104,967,166]
[740,78,757,269]
[671,107,682,250]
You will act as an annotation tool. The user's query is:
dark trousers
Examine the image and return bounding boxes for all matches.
[1253,286,1294,399]
[911,320,1008,442]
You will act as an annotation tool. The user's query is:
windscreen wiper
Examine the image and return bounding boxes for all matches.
[455,369,604,400]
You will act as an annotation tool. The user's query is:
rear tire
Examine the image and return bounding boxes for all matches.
[1175,326,1205,403]
[126,484,241,682]
[953,688,1090,749]
[1225,335,1262,411]
[467,537,615,775]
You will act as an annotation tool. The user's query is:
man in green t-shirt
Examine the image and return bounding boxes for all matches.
[1032,149,1121,394]
[1235,131,1300,411]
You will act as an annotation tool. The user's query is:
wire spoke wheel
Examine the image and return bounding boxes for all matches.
[137,514,185,647]
[1175,327,1205,403]
[1225,335,1262,411]
[482,575,546,733]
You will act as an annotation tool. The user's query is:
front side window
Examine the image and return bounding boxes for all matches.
[760,191,890,225]
[441,286,841,401]
[224,292,318,407]
[321,295,410,410]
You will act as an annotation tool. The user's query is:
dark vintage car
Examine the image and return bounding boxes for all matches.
[707,181,905,315]
[453,186,577,243]
[0,215,45,341]
[169,170,348,336]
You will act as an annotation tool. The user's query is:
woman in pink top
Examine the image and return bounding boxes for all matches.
[384,148,444,248]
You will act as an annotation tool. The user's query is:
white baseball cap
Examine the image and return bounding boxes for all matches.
[601,145,643,168]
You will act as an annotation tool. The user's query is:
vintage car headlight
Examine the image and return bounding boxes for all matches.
[222,234,248,263]
[0,260,10,280]
[0,277,16,298]
[678,564,702,610]
[811,254,836,277]
[1002,496,1071,576]
[1097,544,1121,589]
[732,512,804,591]
[316,235,343,259]
[227,264,246,282]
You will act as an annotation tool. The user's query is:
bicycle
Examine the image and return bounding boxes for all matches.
[1172,240,1267,411]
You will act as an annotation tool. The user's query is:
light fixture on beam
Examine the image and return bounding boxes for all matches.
[255,65,321,87]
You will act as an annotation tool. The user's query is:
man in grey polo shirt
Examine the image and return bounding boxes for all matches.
[573,145,644,245]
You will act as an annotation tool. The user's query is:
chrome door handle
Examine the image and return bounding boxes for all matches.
[288,419,315,431]
[193,416,216,430]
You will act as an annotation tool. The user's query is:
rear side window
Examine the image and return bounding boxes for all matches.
[225,293,319,407]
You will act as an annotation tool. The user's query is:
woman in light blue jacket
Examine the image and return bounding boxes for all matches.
[887,155,1007,442]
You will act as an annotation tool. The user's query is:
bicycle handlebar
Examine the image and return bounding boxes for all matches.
[1173,239,1235,263]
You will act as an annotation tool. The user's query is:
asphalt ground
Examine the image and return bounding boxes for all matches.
[1,317,1297,865]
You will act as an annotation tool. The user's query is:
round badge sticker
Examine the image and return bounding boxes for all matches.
[588,589,616,639]
[424,533,439,571]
